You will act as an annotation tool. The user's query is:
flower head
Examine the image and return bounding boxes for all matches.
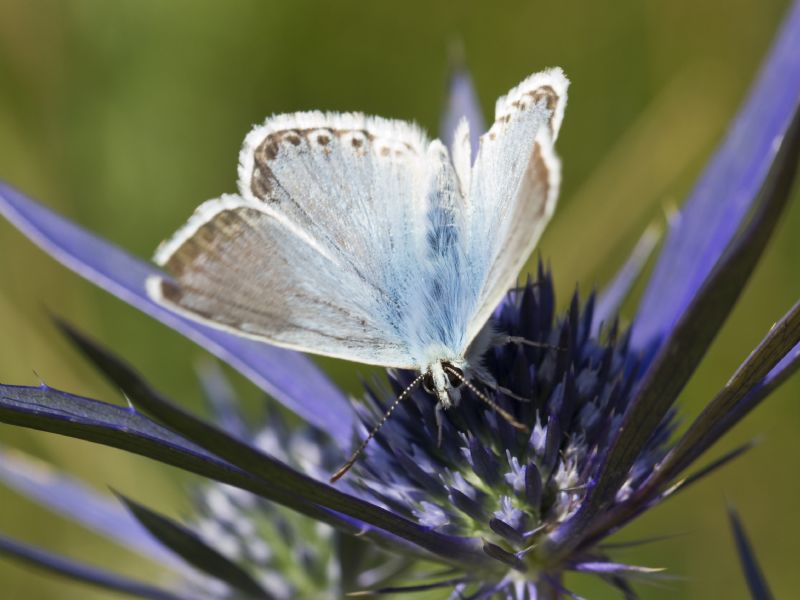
[344,272,678,594]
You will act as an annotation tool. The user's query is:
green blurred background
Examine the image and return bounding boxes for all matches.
[1,1,799,598]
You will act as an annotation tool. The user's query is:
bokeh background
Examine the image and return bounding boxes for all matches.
[1,1,799,598]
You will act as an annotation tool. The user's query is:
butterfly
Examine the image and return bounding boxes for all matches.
[147,68,568,478]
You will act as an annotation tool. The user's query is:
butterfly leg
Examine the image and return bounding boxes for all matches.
[487,381,532,404]
[449,386,463,407]
[434,403,445,447]
[502,335,563,351]
[468,364,532,404]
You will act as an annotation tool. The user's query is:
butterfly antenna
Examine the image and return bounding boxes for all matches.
[330,373,425,483]
[444,366,530,433]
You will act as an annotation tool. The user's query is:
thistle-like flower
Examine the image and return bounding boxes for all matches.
[1,2,800,598]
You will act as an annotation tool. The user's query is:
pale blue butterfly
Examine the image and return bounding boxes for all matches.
[147,68,569,478]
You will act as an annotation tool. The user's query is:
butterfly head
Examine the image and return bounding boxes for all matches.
[422,361,465,409]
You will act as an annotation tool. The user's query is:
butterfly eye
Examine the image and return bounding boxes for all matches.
[444,363,464,388]
[422,373,435,394]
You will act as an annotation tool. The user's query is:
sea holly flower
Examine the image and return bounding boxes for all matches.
[1,1,800,598]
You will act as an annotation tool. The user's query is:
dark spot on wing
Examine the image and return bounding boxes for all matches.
[251,165,275,198]
[263,141,280,160]
[528,86,557,113]
[159,279,183,304]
